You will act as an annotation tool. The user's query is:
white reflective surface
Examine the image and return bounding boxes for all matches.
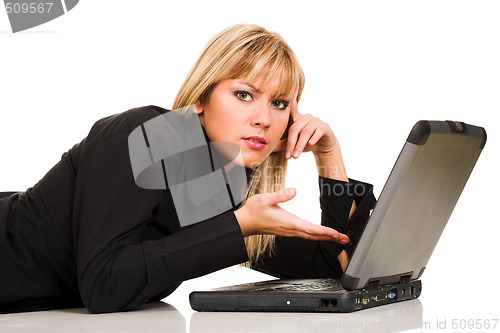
[2,262,499,333]
[190,299,423,333]
[0,298,422,333]
[0,302,186,333]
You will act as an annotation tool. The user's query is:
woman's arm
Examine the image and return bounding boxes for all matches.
[245,176,375,278]
[257,90,375,274]
[74,108,249,313]
[313,145,356,271]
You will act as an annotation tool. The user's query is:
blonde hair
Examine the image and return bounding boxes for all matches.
[172,24,305,265]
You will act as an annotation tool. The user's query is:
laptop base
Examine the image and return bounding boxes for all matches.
[189,278,422,313]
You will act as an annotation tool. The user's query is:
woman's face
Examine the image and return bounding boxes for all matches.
[196,75,293,168]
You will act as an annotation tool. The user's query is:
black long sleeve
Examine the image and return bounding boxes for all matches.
[250,176,376,279]
[0,106,248,314]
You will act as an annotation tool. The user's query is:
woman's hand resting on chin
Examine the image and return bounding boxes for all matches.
[234,187,350,245]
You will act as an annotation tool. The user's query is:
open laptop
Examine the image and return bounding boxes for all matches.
[190,120,487,313]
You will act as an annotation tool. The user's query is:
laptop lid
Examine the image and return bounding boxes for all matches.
[342,120,486,290]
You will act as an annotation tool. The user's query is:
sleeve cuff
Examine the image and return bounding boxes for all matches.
[318,176,377,233]
[345,178,377,221]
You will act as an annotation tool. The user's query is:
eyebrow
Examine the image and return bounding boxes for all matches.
[236,82,290,98]
[239,82,260,93]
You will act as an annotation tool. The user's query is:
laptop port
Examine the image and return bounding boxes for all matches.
[320,299,337,308]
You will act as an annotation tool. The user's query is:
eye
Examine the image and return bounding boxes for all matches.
[272,100,289,110]
[235,91,252,101]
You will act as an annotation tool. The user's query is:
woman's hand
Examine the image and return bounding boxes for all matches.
[270,87,354,270]
[234,187,349,244]
[273,88,339,159]
[273,87,348,181]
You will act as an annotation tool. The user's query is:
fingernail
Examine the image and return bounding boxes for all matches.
[285,188,295,196]
[293,150,299,158]
[285,151,291,159]
[333,233,339,239]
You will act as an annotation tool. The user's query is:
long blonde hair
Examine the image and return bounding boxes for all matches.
[172,24,305,265]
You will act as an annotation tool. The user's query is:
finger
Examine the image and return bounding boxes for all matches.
[338,234,350,244]
[273,208,350,243]
[307,125,326,147]
[285,216,352,243]
[285,114,313,158]
[290,222,349,243]
[300,229,350,243]
[263,187,296,206]
[292,118,324,157]
[299,223,340,240]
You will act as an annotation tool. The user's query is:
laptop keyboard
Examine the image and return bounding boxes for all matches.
[251,279,344,292]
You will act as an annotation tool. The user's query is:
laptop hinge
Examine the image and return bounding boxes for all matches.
[399,274,411,284]
[366,280,380,289]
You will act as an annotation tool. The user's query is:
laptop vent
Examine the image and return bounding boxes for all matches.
[249,308,315,312]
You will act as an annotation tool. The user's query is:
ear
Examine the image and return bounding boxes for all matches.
[193,99,204,115]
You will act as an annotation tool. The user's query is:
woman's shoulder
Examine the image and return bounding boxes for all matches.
[85,105,171,147]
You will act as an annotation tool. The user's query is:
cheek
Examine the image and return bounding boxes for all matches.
[205,108,242,139]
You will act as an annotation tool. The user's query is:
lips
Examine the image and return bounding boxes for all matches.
[243,136,267,144]
[242,136,267,150]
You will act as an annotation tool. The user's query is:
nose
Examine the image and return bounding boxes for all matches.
[250,103,272,129]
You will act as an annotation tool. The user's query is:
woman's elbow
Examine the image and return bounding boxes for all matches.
[79,276,143,314]
[84,292,145,314]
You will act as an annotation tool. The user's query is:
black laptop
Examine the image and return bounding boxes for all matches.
[190,120,487,313]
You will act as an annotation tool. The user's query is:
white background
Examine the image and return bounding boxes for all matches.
[1,1,499,332]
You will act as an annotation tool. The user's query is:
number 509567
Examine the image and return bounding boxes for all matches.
[5,2,54,14]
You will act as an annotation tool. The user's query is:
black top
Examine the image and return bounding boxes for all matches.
[0,105,376,314]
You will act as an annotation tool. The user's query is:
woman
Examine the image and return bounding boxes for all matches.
[0,24,375,314]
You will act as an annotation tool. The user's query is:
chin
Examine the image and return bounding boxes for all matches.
[242,155,269,169]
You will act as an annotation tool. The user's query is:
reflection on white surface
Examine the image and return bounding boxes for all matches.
[0,302,186,333]
[190,299,423,333]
